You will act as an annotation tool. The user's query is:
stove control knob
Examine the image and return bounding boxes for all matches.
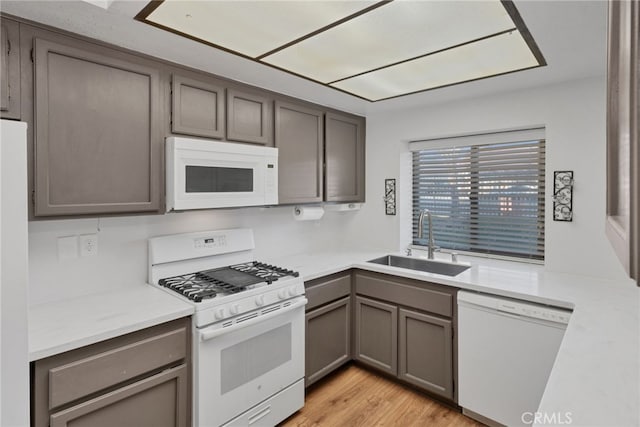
[229,304,240,316]
[214,308,225,320]
[288,286,298,297]
[255,295,265,307]
[278,289,288,300]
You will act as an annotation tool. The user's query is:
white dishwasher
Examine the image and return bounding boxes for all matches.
[457,291,571,427]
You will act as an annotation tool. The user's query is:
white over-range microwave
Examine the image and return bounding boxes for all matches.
[166,136,278,211]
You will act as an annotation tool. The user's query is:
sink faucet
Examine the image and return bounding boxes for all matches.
[418,209,439,259]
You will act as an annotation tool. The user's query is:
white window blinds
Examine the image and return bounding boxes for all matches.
[411,130,545,260]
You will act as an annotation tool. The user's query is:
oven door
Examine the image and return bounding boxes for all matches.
[195,297,306,427]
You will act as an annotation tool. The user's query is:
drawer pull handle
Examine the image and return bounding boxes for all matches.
[248,405,271,425]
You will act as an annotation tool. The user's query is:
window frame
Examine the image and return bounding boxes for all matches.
[410,129,546,263]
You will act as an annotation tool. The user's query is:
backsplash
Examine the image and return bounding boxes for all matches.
[27,206,365,305]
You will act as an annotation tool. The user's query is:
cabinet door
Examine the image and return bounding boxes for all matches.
[325,112,365,202]
[1,18,20,119]
[172,74,225,139]
[275,100,323,204]
[606,0,639,283]
[227,88,273,145]
[33,38,162,216]
[398,308,453,399]
[354,296,397,375]
[305,296,351,386]
[49,364,188,427]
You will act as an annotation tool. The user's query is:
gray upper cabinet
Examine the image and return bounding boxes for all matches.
[227,88,273,145]
[33,37,162,216]
[275,100,324,204]
[325,112,365,202]
[171,74,225,139]
[398,308,453,399]
[1,18,20,120]
[606,0,639,284]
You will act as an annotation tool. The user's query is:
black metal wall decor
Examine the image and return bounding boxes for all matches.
[384,178,396,215]
[553,171,573,221]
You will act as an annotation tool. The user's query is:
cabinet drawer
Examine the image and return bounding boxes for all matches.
[48,326,187,409]
[355,271,453,317]
[50,363,188,427]
[305,272,351,311]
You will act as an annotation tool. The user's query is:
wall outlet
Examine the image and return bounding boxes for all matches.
[80,234,98,257]
[57,236,78,260]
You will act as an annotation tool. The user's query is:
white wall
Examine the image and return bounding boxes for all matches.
[29,75,629,305]
[351,76,629,281]
[28,206,361,305]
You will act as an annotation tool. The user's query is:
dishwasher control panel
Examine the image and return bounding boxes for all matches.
[458,291,571,325]
[496,300,571,324]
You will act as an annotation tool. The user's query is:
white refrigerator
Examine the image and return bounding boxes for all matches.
[0,119,29,427]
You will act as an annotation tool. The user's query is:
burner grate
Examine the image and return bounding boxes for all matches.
[158,261,299,302]
[230,261,299,283]
[159,273,243,302]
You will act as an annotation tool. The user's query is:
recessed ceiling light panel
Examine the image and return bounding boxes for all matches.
[331,30,539,101]
[262,0,515,83]
[144,0,376,58]
[136,0,545,102]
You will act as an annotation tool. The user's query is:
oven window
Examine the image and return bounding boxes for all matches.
[185,166,254,193]
[220,324,292,394]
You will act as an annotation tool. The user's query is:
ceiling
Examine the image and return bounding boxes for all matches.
[0,0,607,115]
[138,1,544,102]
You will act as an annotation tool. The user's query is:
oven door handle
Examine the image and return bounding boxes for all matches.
[199,297,308,342]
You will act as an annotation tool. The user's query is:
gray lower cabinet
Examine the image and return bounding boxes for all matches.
[227,88,273,145]
[354,270,456,400]
[398,308,453,399]
[354,296,398,375]
[0,17,20,119]
[49,364,188,427]
[304,271,352,386]
[275,100,324,204]
[32,317,191,427]
[172,73,225,139]
[33,37,162,216]
[306,296,351,386]
[325,112,365,202]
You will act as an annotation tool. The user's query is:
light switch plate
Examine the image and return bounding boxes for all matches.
[57,236,78,260]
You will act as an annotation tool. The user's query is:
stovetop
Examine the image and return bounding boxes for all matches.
[158,261,299,302]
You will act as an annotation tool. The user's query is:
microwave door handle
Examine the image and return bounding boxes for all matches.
[199,297,307,342]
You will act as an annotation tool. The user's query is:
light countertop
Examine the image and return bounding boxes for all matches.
[28,250,639,426]
[266,250,640,427]
[28,284,194,361]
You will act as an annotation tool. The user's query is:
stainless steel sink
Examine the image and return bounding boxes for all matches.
[367,255,470,277]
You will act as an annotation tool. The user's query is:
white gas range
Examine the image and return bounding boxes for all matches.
[148,229,306,427]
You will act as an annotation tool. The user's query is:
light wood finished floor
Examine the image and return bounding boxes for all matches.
[280,365,483,427]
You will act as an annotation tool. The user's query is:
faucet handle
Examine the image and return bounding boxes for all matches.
[450,252,458,263]
[405,248,412,256]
